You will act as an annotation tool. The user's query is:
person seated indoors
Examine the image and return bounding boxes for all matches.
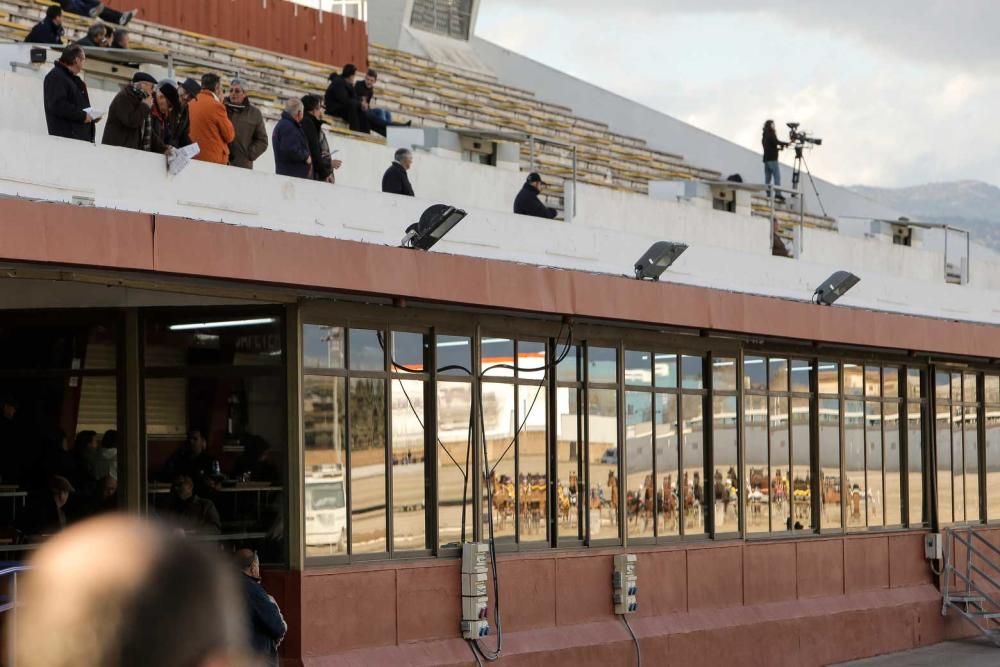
[160,428,214,491]
[162,474,221,535]
[74,21,109,48]
[18,475,74,541]
[25,5,65,45]
[60,1,136,26]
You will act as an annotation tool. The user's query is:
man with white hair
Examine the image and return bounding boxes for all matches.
[225,78,268,169]
[381,147,414,196]
[272,97,312,179]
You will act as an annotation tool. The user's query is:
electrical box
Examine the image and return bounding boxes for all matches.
[613,554,638,615]
[925,533,942,560]
[461,543,490,639]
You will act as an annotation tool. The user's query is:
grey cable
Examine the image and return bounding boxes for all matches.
[622,615,642,667]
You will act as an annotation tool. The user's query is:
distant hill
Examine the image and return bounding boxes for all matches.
[850,180,1000,252]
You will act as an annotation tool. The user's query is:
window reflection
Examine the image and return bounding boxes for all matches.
[965,408,980,523]
[588,347,617,384]
[349,378,386,554]
[555,386,582,542]
[655,354,677,389]
[625,351,652,386]
[865,402,883,528]
[681,356,703,390]
[587,388,618,542]
[819,398,841,530]
[884,403,901,527]
[937,405,953,525]
[845,400,866,530]
[791,398,811,530]
[744,356,766,392]
[952,406,965,523]
[986,397,1000,522]
[518,383,547,544]
[304,376,346,557]
[790,359,811,394]
[844,365,863,396]
[391,379,427,552]
[745,395,768,534]
[656,393,679,537]
[682,395,705,536]
[303,325,344,369]
[769,396,789,532]
[907,402,924,527]
[769,358,788,393]
[483,383,515,545]
[712,396,739,533]
[713,358,737,391]
[437,382,472,548]
[625,392,654,539]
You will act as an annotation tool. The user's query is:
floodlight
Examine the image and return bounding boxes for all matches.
[401,204,467,251]
[634,241,688,281]
[813,271,860,306]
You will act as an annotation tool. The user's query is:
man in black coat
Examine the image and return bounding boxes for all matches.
[301,94,342,183]
[43,45,97,142]
[102,71,166,152]
[514,172,557,219]
[25,5,64,45]
[236,549,287,666]
[381,148,415,196]
[324,63,370,133]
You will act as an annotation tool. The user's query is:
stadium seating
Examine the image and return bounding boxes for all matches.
[0,0,834,235]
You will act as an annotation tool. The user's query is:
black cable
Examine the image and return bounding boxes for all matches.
[622,615,642,667]
[473,381,502,662]
[468,640,485,667]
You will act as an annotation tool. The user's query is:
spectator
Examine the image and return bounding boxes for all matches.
[355,69,410,138]
[165,77,200,149]
[162,474,221,535]
[301,94,342,184]
[16,515,251,667]
[161,427,213,487]
[102,72,172,153]
[272,98,312,179]
[514,172,557,219]
[43,45,96,142]
[18,475,74,539]
[224,79,268,170]
[25,5,64,45]
[236,548,287,666]
[232,435,280,484]
[60,1,136,26]
[74,21,109,48]
[189,73,236,165]
[324,63,369,133]
[762,119,788,202]
[111,27,129,49]
[382,148,415,196]
[150,80,181,150]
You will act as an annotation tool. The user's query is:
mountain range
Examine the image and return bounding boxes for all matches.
[849,180,1000,252]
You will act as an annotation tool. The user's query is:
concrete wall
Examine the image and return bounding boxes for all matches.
[263,529,984,666]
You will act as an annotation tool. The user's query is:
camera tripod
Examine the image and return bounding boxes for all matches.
[788,143,828,217]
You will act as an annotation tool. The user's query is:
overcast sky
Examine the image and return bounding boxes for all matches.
[475,1,998,189]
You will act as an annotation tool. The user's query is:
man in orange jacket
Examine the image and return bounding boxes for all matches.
[188,73,236,165]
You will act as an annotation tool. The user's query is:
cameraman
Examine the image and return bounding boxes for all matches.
[102,72,171,154]
[761,120,787,201]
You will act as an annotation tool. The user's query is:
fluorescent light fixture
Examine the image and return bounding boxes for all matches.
[401,204,467,250]
[634,241,688,281]
[436,338,471,348]
[169,317,277,331]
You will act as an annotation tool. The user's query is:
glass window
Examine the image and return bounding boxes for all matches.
[745,395,768,534]
[555,386,582,542]
[819,398,841,531]
[517,340,547,381]
[883,368,899,399]
[146,313,282,367]
[935,371,951,401]
[437,382,472,548]
[964,373,978,403]
[437,335,472,377]
[587,388,618,542]
[937,405,953,524]
[0,322,115,371]
[952,373,963,403]
[656,393,679,537]
[348,329,384,372]
[483,383,516,545]
[986,375,1000,405]
[625,392,654,540]
[481,337,513,378]
[818,361,839,395]
[744,356,766,392]
[952,406,965,523]
[588,347,617,384]
[624,350,652,387]
[556,344,579,383]
[518,383,547,544]
[391,379,427,552]
[681,395,705,537]
[681,355,703,390]
[769,397,790,532]
[964,408,980,523]
[304,376,346,557]
[391,331,425,373]
[865,402,883,528]
[986,403,1000,522]
[907,368,923,399]
[654,353,677,389]
[769,358,788,393]
[907,403,924,527]
[790,359,811,394]
[791,397,812,531]
[884,403,901,527]
[304,325,344,369]
[865,366,881,398]
[349,378,386,554]
[845,400,866,530]
[844,365,863,396]
[712,396,739,534]
[712,358,737,391]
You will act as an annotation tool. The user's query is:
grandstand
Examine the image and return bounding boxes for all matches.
[0,2,999,666]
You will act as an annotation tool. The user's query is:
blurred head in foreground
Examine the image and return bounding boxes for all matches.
[15,514,253,667]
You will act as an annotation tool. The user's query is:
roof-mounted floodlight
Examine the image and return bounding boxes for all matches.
[401,204,467,251]
[634,241,688,281]
[813,270,860,305]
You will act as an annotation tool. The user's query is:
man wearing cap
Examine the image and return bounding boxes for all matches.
[189,72,236,165]
[165,77,199,149]
[514,172,558,219]
[102,71,172,153]
[151,79,181,150]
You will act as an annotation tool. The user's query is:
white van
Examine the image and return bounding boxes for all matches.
[305,465,347,554]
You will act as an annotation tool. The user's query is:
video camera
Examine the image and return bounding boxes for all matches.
[786,122,822,146]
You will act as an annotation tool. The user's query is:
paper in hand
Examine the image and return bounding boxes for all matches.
[166,142,201,176]
[84,107,104,121]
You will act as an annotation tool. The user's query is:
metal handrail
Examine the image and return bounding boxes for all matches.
[950,528,1000,578]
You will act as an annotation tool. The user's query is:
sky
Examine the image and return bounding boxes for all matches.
[474,0,1000,189]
